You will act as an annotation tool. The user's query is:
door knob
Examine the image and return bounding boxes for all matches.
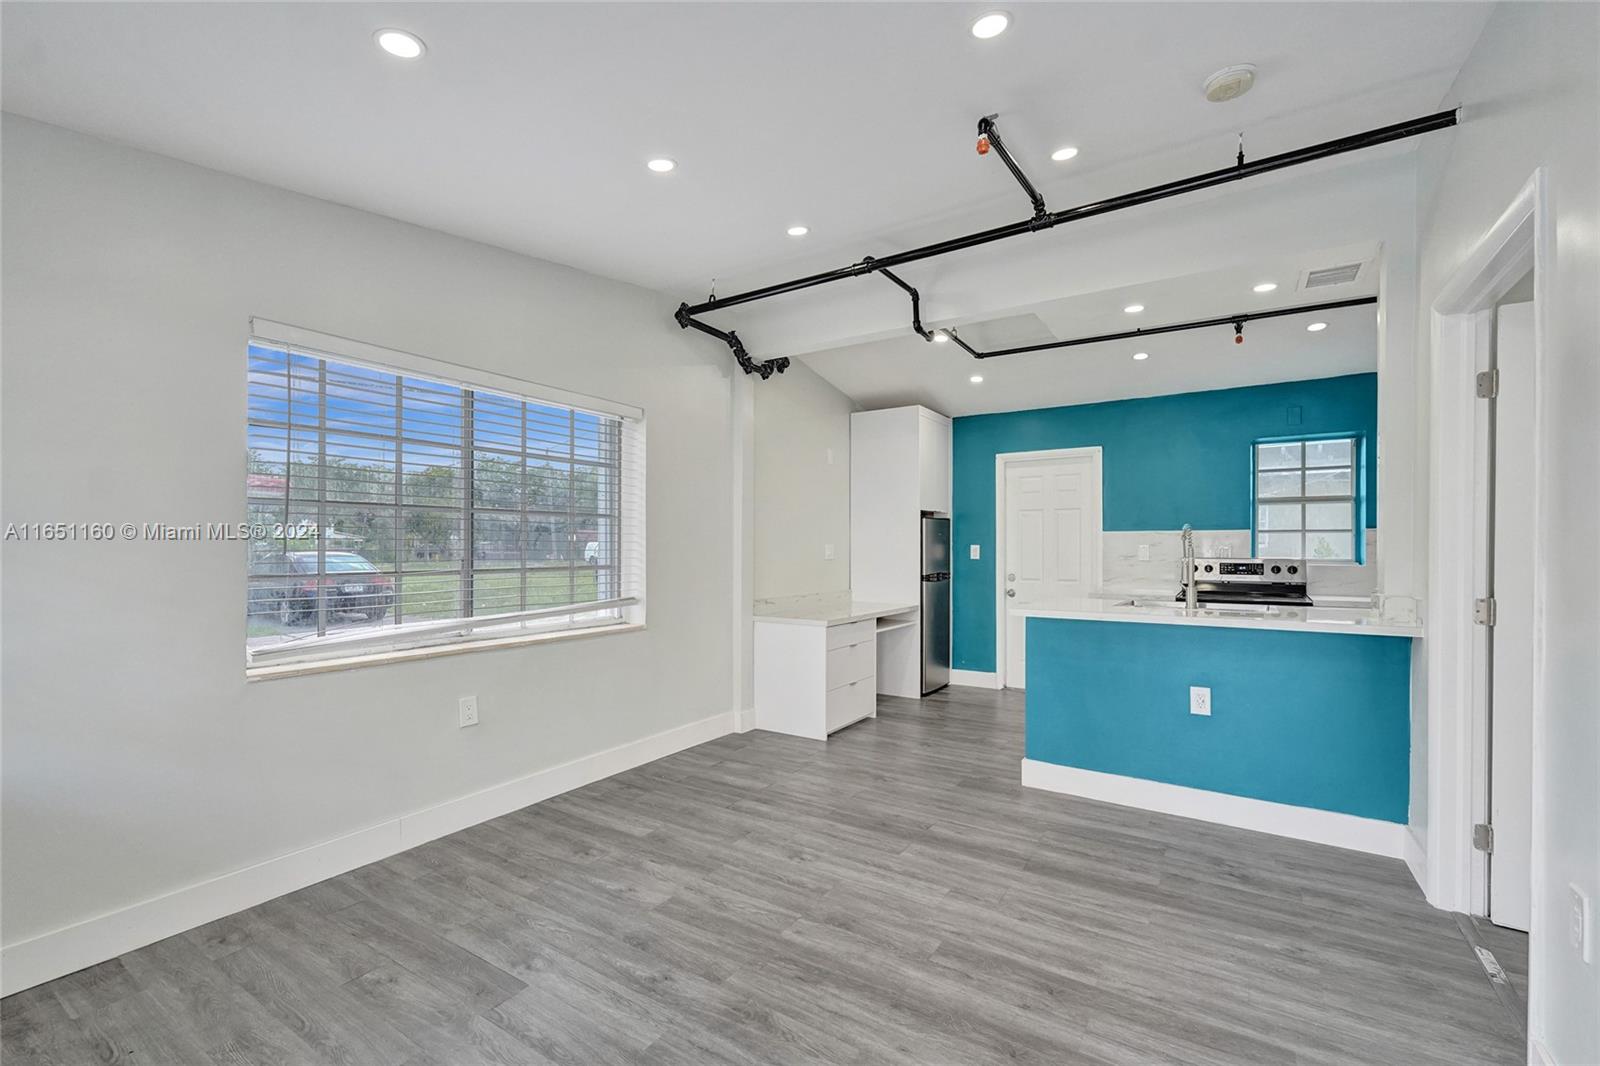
[1006,588,1016,598]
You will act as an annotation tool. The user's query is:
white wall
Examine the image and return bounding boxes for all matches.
[752,361,854,601]
[1412,5,1599,1061]
[0,116,740,982]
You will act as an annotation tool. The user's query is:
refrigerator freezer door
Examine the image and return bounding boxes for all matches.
[921,516,951,577]
[921,576,951,694]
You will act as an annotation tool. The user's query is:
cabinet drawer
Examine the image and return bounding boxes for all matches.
[826,618,874,650]
[826,637,875,690]
[825,676,876,734]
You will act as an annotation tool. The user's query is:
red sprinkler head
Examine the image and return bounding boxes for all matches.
[1234,321,1245,345]
[976,134,991,156]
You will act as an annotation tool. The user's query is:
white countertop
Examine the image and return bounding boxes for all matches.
[1013,596,1422,638]
[753,594,919,627]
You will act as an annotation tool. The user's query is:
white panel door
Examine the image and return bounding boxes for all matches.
[1489,301,1534,932]
[1003,455,1100,687]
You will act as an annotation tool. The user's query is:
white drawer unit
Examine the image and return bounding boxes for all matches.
[826,618,875,650]
[753,607,914,741]
[825,676,876,734]
[826,637,874,690]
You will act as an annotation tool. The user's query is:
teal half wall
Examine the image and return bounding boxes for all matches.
[953,373,1378,672]
[1025,618,1410,822]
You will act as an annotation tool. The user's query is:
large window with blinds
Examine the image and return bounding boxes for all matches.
[245,329,644,669]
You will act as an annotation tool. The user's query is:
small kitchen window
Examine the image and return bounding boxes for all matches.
[1253,436,1360,562]
[244,321,645,673]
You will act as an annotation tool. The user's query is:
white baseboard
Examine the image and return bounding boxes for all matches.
[1020,759,1407,859]
[1,710,735,997]
[949,669,1002,690]
[1403,824,1428,895]
[1531,1036,1557,1066]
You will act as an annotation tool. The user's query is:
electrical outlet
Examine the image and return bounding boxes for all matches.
[824,543,835,561]
[1138,544,1151,562]
[1189,686,1212,716]
[1571,883,1592,963]
[458,695,479,728]
[969,544,981,560]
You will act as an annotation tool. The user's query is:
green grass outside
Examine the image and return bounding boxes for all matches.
[247,566,602,638]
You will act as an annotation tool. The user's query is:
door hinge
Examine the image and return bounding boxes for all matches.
[1473,822,1494,854]
[1473,597,1497,626]
[1476,368,1499,399]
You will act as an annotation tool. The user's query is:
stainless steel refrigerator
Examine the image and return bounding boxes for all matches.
[920,514,951,694]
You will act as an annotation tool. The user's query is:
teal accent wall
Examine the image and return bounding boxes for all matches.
[953,373,1378,672]
[1025,618,1410,822]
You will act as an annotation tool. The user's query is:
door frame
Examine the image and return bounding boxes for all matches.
[994,447,1104,687]
[1424,170,1548,1045]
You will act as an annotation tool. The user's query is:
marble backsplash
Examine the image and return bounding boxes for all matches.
[1101,529,1379,601]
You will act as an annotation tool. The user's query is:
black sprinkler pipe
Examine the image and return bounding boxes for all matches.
[677,109,1456,375]
[943,295,1378,360]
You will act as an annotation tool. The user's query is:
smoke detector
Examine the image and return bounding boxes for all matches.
[1203,64,1257,103]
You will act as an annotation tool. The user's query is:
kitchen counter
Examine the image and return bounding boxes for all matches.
[1012,596,1422,639]
[754,595,918,627]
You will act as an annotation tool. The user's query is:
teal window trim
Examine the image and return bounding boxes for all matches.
[1250,432,1367,563]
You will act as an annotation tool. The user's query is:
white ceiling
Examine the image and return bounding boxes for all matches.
[801,246,1381,416]
[3,1,1489,302]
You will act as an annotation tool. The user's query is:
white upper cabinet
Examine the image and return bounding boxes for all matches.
[918,409,952,514]
[851,405,952,603]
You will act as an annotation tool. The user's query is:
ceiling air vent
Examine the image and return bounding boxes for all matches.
[1303,262,1363,289]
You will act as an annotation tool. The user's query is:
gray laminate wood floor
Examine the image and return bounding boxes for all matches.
[3,686,1528,1065]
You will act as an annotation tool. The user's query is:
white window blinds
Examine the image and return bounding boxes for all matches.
[245,328,644,669]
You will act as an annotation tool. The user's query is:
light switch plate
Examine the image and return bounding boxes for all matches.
[1189,686,1212,716]
[1138,544,1151,562]
[1571,883,1592,963]
[459,695,479,728]
[824,543,835,561]
[969,545,981,560]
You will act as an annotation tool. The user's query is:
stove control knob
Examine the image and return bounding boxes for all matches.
[1287,565,1299,575]
[1204,564,1214,573]
[1271,564,1282,574]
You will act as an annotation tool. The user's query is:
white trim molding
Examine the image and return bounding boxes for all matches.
[0,710,736,997]
[1404,824,1429,895]
[1021,759,1408,859]
[949,669,1002,690]
[1424,168,1549,918]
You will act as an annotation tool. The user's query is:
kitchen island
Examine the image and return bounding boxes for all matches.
[1015,598,1420,857]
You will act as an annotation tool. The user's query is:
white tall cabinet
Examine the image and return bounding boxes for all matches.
[850,405,952,696]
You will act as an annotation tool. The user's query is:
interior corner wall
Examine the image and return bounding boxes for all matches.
[1411,5,1600,1061]
[751,360,854,602]
[0,115,739,986]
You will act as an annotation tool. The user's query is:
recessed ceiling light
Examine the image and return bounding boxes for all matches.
[1253,282,1278,293]
[933,331,950,343]
[970,374,985,384]
[1133,352,1150,361]
[646,158,677,174]
[970,11,1009,38]
[1123,304,1144,314]
[1050,146,1079,162]
[1306,321,1328,332]
[786,225,809,237]
[375,29,425,59]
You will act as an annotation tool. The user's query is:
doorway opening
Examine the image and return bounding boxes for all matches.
[1425,169,1548,1051]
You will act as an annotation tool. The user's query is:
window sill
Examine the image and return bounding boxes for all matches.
[246,621,645,681]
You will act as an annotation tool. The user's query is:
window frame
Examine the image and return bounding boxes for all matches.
[1250,433,1364,564]
[244,320,645,675]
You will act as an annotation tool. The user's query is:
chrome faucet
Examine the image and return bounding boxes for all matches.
[1181,524,1197,610]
